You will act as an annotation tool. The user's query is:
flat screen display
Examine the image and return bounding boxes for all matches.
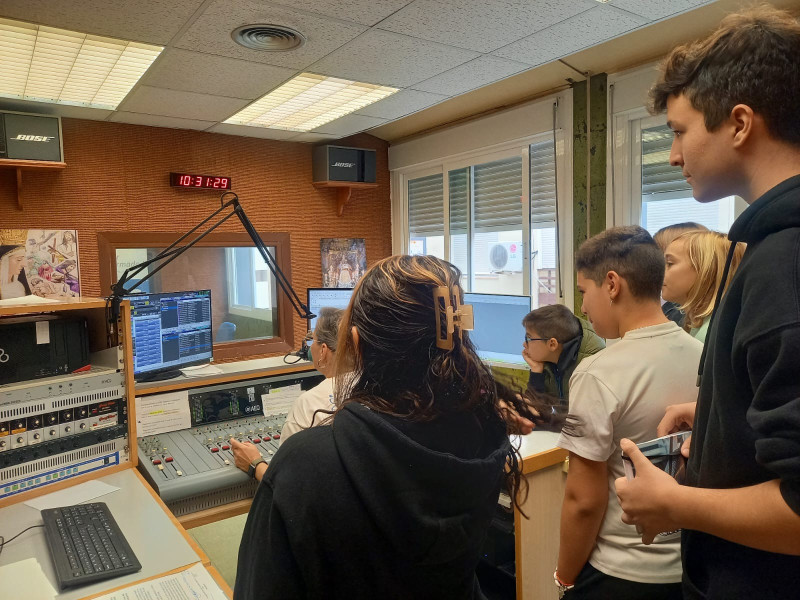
[463,293,531,367]
[307,288,354,330]
[125,290,213,381]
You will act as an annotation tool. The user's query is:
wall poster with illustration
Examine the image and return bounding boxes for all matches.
[0,229,81,301]
[320,238,366,288]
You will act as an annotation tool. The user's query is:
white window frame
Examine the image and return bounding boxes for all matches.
[607,65,748,229]
[226,247,274,320]
[391,91,574,310]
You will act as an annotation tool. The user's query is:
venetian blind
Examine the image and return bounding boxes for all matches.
[408,173,443,237]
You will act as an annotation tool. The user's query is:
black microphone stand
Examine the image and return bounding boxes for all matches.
[109,192,315,327]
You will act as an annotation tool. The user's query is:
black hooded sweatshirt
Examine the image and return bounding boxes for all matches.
[682,175,800,599]
[233,401,511,600]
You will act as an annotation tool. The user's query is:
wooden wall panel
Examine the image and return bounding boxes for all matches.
[0,118,392,359]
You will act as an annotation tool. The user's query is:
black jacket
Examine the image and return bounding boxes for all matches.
[234,402,511,600]
[683,175,800,599]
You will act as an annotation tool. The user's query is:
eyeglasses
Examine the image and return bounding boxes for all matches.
[524,334,550,344]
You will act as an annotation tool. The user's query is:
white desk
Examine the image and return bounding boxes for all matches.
[0,469,216,600]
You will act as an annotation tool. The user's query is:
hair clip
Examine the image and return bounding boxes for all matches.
[433,286,474,350]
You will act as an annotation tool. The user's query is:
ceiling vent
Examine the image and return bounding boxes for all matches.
[231,24,306,51]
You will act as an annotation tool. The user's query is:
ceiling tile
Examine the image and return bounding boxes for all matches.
[309,29,479,88]
[492,5,648,66]
[312,113,388,136]
[0,98,113,122]
[109,112,216,130]
[288,132,342,143]
[608,0,715,21]
[140,49,297,99]
[270,0,413,27]
[378,0,596,53]
[353,89,447,120]
[174,0,367,70]
[207,123,300,140]
[117,86,249,121]
[0,0,203,45]
[411,55,530,97]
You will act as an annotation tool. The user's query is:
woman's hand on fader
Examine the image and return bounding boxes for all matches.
[230,437,263,474]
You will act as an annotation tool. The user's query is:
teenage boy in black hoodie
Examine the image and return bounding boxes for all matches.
[614,7,800,599]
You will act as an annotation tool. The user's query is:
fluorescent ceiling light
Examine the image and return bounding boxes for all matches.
[224,73,398,132]
[0,18,162,110]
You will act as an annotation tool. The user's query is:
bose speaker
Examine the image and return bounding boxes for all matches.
[0,110,63,162]
[313,145,376,184]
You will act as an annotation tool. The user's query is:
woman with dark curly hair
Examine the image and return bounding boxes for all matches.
[234,254,539,600]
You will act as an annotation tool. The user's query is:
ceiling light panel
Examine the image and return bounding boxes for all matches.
[224,73,398,132]
[0,18,162,110]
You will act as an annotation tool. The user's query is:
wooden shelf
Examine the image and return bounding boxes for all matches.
[313,180,378,216]
[0,158,66,210]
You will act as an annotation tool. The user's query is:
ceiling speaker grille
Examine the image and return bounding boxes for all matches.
[231,24,306,51]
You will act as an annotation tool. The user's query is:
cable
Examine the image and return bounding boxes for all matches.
[0,524,44,559]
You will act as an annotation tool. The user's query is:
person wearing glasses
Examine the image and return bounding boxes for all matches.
[231,307,343,482]
[522,303,604,405]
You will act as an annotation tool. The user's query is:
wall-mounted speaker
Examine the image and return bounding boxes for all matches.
[312,145,376,184]
[0,110,63,162]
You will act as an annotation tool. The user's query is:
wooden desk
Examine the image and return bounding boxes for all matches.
[514,431,569,600]
[0,469,232,600]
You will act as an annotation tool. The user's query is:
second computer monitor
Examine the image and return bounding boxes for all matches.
[463,293,531,367]
[307,288,354,330]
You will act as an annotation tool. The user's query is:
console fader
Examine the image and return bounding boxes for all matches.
[137,371,323,516]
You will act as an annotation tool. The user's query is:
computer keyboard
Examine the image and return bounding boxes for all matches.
[41,502,142,590]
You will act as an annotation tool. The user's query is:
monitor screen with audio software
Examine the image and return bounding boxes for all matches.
[307,288,354,330]
[463,293,531,368]
[125,289,213,382]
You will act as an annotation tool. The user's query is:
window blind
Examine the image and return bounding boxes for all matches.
[530,139,556,229]
[473,156,523,233]
[641,124,691,197]
[448,168,469,235]
[408,173,444,237]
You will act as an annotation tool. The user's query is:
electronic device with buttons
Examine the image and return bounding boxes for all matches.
[136,370,322,516]
[0,368,130,501]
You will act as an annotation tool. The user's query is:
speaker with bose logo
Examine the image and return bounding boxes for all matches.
[1,111,63,162]
[313,145,376,184]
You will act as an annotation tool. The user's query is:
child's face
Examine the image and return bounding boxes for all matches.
[577,271,616,339]
[523,326,554,362]
[662,239,696,304]
[666,93,739,203]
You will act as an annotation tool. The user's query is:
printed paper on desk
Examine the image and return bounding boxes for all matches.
[24,480,120,512]
[134,390,191,437]
[89,562,228,600]
[261,383,302,416]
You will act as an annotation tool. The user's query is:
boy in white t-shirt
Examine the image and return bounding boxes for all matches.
[554,226,702,600]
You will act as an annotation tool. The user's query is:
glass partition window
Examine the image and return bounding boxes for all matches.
[530,139,558,308]
[99,231,294,361]
[408,173,445,259]
[641,124,736,234]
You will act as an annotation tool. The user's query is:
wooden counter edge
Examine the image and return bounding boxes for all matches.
[520,447,568,475]
[77,562,232,600]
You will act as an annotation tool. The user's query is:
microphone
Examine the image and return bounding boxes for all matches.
[287,339,310,361]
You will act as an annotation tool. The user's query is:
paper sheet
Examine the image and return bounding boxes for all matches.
[134,391,191,437]
[90,562,229,600]
[0,294,60,306]
[261,383,303,415]
[0,558,58,600]
[180,364,224,377]
[24,480,120,512]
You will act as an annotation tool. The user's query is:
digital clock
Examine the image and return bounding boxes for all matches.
[170,172,232,190]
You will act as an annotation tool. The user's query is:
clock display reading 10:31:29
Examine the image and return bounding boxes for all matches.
[170,172,232,190]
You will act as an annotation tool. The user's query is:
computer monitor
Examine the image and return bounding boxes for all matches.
[307,288,354,330]
[463,293,531,368]
[125,289,213,382]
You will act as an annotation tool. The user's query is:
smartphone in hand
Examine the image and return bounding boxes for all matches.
[621,431,691,484]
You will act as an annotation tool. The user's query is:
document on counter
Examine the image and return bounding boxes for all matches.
[89,562,229,600]
[134,391,191,437]
[261,383,303,415]
[0,558,57,600]
[25,480,120,512]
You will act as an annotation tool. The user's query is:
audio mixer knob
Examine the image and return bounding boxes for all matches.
[49,429,57,436]
[17,436,24,443]
[79,423,87,430]
[0,441,5,448]
[33,433,41,440]
[65,426,71,433]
